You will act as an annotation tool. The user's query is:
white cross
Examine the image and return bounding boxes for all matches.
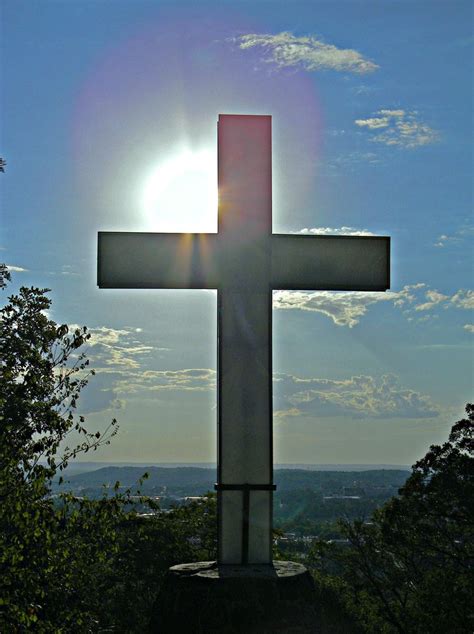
[98,114,390,565]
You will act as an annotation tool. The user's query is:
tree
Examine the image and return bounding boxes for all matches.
[310,404,474,633]
[99,494,217,632]
[0,264,10,289]
[0,268,217,631]
[0,271,123,629]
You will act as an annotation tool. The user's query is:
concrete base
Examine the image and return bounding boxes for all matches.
[149,560,318,633]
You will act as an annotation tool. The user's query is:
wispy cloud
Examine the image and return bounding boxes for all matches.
[434,225,474,248]
[69,325,156,372]
[434,234,454,248]
[60,264,80,277]
[78,366,216,414]
[72,326,167,413]
[234,32,379,74]
[273,284,474,328]
[87,326,134,347]
[80,356,439,421]
[328,151,381,169]
[451,290,474,310]
[414,290,449,311]
[355,109,439,148]
[353,84,376,95]
[410,289,474,313]
[115,368,216,395]
[273,284,420,327]
[47,264,81,277]
[274,372,440,419]
[295,227,377,237]
[6,264,28,272]
[78,370,127,415]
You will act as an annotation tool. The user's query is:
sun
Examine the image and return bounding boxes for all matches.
[142,149,217,233]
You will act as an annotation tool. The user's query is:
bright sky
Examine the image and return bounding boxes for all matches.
[2,1,473,465]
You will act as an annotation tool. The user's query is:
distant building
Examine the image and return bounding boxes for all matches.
[301,535,319,543]
[183,496,206,504]
[323,495,361,500]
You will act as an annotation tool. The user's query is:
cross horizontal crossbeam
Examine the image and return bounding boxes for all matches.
[98,232,390,291]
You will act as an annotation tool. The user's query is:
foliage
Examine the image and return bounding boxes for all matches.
[0,268,217,632]
[0,271,119,630]
[97,494,217,632]
[309,404,474,634]
[1,282,118,477]
[0,263,11,289]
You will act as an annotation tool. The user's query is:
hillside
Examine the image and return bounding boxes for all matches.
[55,465,409,497]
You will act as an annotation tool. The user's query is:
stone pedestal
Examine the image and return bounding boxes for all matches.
[149,560,318,633]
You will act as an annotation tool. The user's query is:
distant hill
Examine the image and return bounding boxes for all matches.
[54,461,410,476]
[56,465,410,495]
[59,466,216,490]
[275,468,409,491]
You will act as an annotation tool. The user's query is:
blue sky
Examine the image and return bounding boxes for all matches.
[2,0,472,465]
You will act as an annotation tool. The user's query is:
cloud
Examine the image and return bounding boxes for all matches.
[328,151,381,169]
[60,264,80,277]
[274,290,382,327]
[77,371,127,414]
[69,326,213,412]
[355,109,439,148]
[115,368,216,394]
[234,32,379,74]
[68,325,157,372]
[295,226,377,237]
[65,326,159,413]
[273,284,473,328]
[79,360,440,421]
[355,109,406,129]
[77,364,216,414]
[73,326,214,412]
[450,290,474,310]
[434,234,452,248]
[402,287,473,314]
[274,372,440,420]
[353,84,376,95]
[74,280,472,414]
[431,225,474,248]
[273,284,422,327]
[414,290,449,311]
[5,264,28,272]
[434,224,474,248]
[87,326,131,346]
[46,264,81,278]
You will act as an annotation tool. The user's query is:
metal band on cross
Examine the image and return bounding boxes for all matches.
[215,482,277,564]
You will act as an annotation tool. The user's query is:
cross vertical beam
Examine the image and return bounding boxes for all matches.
[216,115,274,564]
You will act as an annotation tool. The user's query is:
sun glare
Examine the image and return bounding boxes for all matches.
[142,149,217,233]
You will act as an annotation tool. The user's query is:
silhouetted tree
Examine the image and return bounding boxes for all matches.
[0,269,217,631]
[0,271,122,629]
[0,264,11,289]
[311,404,474,633]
